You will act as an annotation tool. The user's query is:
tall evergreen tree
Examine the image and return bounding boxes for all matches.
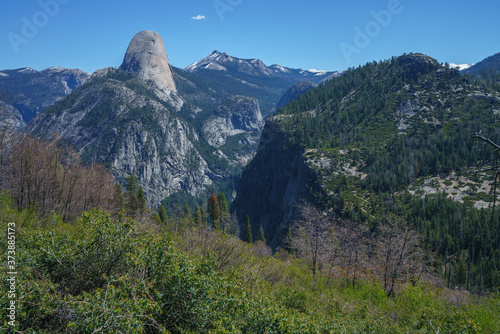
[137,188,147,212]
[201,207,207,227]
[158,204,168,225]
[454,251,468,289]
[218,192,229,231]
[125,175,146,217]
[113,182,125,213]
[243,215,253,243]
[193,203,202,226]
[256,224,266,244]
[207,191,221,229]
[183,202,191,218]
[218,192,228,216]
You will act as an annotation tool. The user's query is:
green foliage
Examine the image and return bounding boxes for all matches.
[124,175,147,217]
[268,55,500,292]
[0,194,500,333]
[243,215,253,243]
[158,204,168,225]
[257,224,266,244]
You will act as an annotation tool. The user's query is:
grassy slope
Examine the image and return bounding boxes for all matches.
[1,193,499,333]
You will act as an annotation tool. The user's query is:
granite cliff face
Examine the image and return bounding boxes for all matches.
[233,119,316,249]
[0,102,26,134]
[203,96,264,147]
[120,31,182,108]
[29,71,212,204]
[28,31,268,206]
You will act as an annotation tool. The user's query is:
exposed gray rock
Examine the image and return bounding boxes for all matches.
[121,31,182,108]
[0,102,26,134]
[186,51,274,77]
[29,76,211,206]
[203,96,264,147]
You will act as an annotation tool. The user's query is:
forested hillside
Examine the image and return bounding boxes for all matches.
[235,53,500,293]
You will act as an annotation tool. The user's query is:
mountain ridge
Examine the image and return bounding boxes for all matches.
[28,31,268,206]
[0,67,90,123]
[234,52,500,248]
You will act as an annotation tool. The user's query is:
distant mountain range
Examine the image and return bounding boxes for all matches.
[1,31,499,216]
[185,50,336,82]
[25,31,339,206]
[0,67,90,123]
[183,50,340,117]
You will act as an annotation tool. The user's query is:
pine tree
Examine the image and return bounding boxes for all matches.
[137,188,147,212]
[113,182,125,213]
[218,192,228,216]
[158,204,168,225]
[207,191,221,229]
[243,215,253,243]
[454,251,468,289]
[183,202,191,218]
[218,192,229,231]
[193,203,202,226]
[256,224,266,244]
[201,207,207,227]
[124,175,147,217]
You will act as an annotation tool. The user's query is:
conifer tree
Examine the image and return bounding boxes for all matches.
[125,175,146,217]
[158,204,168,225]
[207,191,221,229]
[256,224,266,244]
[137,188,147,212]
[201,207,207,227]
[193,203,202,226]
[454,251,468,289]
[218,192,228,216]
[218,192,229,230]
[183,202,191,218]
[113,182,125,213]
[243,215,253,243]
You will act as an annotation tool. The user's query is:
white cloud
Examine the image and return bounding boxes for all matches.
[191,15,206,20]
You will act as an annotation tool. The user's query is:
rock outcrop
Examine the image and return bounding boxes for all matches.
[29,31,267,206]
[203,96,264,147]
[121,31,178,101]
[0,102,26,133]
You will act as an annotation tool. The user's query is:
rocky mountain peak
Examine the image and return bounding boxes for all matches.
[120,30,177,95]
[397,53,440,75]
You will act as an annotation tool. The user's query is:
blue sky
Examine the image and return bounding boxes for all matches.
[1,0,499,73]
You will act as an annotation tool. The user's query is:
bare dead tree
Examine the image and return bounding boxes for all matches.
[4,133,121,221]
[329,219,371,287]
[287,201,337,276]
[471,133,500,216]
[375,216,425,297]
